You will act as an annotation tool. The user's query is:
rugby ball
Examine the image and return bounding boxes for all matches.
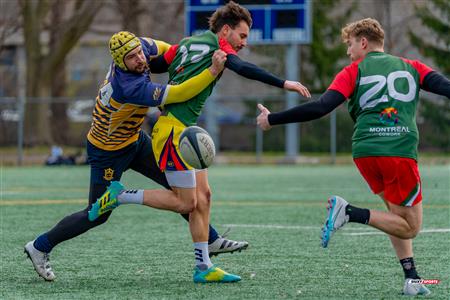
[179,126,216,169]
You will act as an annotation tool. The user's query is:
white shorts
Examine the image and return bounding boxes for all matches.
[165,169,206,188]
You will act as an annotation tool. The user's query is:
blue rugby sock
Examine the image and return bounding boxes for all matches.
[208,225,219,244]
[34,234,54,253]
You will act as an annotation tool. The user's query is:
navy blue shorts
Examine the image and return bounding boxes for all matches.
[87,131,170,190]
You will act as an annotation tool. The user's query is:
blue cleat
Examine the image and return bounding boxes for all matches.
[321,196,349,248]
[193,265,241,283]
[88,181,124,222]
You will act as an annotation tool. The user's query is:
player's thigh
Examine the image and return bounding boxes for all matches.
[130,132,171,189]
[378,192,390,209]
[195,170,211,203]
[171,185,197,209]
[383,158,422,207]
[379,191,422,227]
[152,115,192,172]
[354,157,384,194]
[387,201,423,234]
[87,141,130,204]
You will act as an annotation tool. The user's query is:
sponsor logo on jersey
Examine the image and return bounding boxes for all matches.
[379,107,398,125]
[368,107,410,136]
[368,126,410,136]
[103,168,114,181]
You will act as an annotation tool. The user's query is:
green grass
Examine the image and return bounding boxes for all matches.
[1,165,449,299]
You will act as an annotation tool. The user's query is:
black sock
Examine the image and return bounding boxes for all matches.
[400,257,420,279]
[345,204,370,224]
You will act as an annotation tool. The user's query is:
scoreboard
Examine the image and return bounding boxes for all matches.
[185,0,312,44]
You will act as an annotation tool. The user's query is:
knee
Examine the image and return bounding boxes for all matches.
[408,224,421,239]
[197,189,212,207]
[176,196,197,214]
[402,221,421,239]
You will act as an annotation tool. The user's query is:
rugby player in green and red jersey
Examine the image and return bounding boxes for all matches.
[257,18,449,296]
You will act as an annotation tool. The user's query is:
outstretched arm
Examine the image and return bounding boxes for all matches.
[225,54,311,98]
[422,71,450,98]
[256,90,346,131]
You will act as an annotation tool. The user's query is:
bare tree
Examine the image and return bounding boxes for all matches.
[19,0,104,145]
[0,0,21,55]
[114,0,143,34]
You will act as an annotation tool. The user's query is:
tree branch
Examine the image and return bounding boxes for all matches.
[42,0,105,75]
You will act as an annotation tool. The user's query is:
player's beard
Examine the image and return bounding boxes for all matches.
[132,62,148,74]
[136,62,148,73]
[129,61,149,74]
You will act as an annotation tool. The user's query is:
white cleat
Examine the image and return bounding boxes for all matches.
[24,241,55,281]
[321,196,349,248]
[208,229,249,257]
[403,279,432,296]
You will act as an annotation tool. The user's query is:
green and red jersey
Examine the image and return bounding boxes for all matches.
[162,31,236,126]
[328,52,433,160]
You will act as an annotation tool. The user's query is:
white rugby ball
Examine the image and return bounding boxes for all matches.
[179,126,216,169]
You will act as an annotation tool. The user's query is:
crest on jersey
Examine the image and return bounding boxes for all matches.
[103,168,114,181]
[379,107,398,125]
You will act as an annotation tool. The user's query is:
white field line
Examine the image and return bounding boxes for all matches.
[343,228,450,236]
[222,223,450,235]
[223,223,373,231]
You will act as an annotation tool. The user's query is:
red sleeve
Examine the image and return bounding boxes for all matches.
[328,61,359,99]
[401,58,433,85]
[219,38,237,55]
[163,45,179,64]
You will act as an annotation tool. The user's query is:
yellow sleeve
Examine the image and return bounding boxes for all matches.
[154,39,172,55]
[162,69,216,105]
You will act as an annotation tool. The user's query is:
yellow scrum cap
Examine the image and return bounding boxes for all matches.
[109,31,141,71]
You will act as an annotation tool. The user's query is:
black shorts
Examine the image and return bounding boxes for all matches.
[87,131,170,190]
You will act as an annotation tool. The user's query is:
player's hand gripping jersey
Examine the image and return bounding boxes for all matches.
[151,31,237,171]
[328,52,433,160]
[151,30,289,171]
[87,38,218,151]
[163,31,237,126]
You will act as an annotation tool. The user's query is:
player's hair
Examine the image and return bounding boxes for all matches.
[208,1,252,33]
[341,18,384,46]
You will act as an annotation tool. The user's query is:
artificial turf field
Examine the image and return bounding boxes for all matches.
[1,164,449,299]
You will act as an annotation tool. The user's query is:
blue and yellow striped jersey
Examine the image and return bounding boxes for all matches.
[87,38,168,151]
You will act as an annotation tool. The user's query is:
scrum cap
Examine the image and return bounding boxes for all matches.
[109,31,141,70]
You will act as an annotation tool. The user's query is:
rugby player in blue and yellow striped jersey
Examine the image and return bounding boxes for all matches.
[24,31,248,281]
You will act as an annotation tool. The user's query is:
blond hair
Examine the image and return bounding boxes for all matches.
[341,18,384,46]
